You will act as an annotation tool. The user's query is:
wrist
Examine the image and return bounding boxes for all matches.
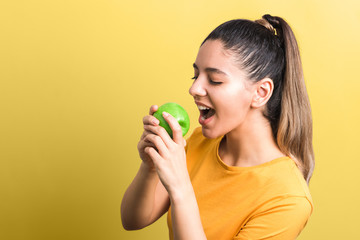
[169,179,194,204]
[139,162,158,178]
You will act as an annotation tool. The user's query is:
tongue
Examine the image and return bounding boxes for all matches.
[204,109,215,119]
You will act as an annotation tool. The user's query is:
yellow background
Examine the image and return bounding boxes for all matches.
[1,0,359,239]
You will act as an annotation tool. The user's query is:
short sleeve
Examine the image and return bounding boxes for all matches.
[234,196,313,240]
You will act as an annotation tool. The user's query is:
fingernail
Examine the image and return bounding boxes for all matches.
[152,119,159,125]
[162,112,169,117]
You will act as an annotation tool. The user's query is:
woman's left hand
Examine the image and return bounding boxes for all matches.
[143,111,191,200]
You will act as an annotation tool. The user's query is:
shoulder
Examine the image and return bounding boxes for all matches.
[235,158,314,239]
[254,157,314,212]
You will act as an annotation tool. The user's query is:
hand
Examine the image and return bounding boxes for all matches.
[143,111,190,198]
[137,105,160,172]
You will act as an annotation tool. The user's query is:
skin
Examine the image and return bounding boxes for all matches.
[121,39,285,239]
[190,40,285,167]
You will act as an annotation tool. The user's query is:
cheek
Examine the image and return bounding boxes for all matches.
[223,85,253,108]
[218,89,253,124]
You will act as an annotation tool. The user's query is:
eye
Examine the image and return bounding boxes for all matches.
[209,79,222,85]
[191,75,222,85]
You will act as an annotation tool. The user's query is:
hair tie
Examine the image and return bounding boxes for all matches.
[255,18,277,36]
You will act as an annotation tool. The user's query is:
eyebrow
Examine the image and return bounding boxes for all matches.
[193,63,229,76]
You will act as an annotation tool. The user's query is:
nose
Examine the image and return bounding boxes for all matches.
[189,77,207,97]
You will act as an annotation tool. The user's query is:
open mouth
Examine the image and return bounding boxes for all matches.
[198,105,216,121]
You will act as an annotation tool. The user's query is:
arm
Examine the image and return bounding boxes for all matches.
[144,112,206,240]
[168,180,206,240]
[121,105,170,230]
[121,162,169,230]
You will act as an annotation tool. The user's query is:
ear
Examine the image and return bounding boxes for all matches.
[251,78,274,108]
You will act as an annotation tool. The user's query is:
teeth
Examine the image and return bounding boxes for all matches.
[198,105,210,110]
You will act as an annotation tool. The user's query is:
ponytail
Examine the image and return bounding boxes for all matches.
[203,15,315,183]
[263,15,315,183]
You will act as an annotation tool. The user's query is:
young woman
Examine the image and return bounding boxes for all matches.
[121,14,314,240]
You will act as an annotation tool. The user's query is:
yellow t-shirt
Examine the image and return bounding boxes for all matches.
[167,127,313,240]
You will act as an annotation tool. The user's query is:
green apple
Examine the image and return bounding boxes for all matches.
[153,102,190,138]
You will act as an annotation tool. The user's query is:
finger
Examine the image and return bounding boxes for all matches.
[140,131,145,140]
[143,115,160,126]
[140,129,150,140]
[149,105,158,115]
[138,136,156,151]
[144,124,173,144]
[140,126,155,141]
[162,111,183,145]
[144,133,169,158]
[145,147,162,169]
[141,127,153,140]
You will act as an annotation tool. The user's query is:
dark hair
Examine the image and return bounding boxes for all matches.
[202,15,314,183]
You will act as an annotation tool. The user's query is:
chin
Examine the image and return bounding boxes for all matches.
[201,127,222,139]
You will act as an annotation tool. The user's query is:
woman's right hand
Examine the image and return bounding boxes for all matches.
[137,105,160,171]
[122,104,171,230]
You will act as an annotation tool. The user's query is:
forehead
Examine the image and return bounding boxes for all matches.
[195,40,233,65]
[194,40,245,76]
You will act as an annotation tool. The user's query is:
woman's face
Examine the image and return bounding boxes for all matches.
[189,39,256,139]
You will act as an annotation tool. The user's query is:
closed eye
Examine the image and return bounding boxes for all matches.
[209,79,222,85]
[191,76,222,85]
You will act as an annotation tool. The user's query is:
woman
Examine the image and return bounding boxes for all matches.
[121,14,314,240]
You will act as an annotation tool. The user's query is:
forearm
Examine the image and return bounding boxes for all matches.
[141,111,206,238]
[121,162,159,230]
[170,181,207,240]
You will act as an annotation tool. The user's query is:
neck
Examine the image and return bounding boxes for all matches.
[219,110,285,167]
